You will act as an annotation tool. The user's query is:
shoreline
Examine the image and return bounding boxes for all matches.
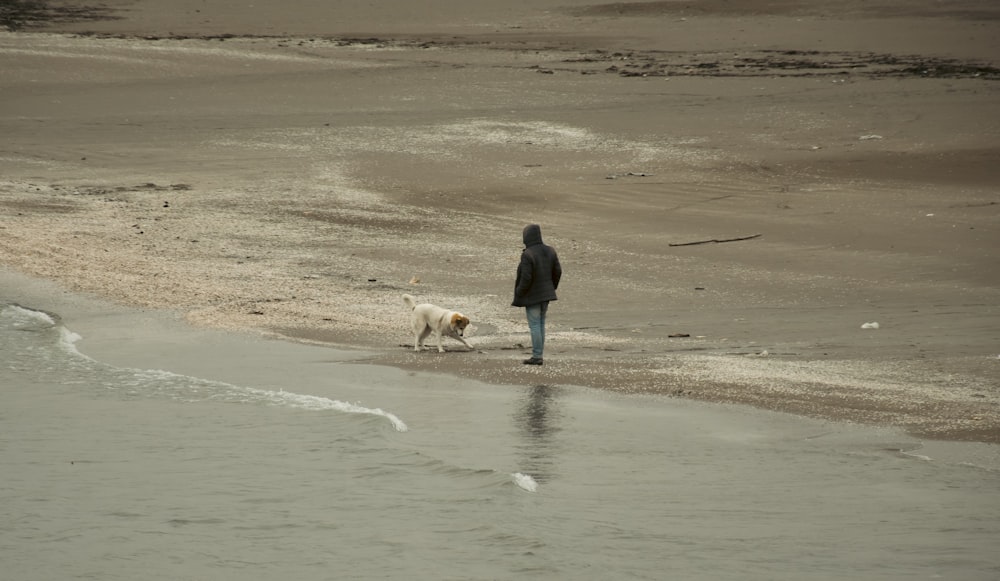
[5,266,997,444]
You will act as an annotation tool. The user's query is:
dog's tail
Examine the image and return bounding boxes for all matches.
[402,294,416,310]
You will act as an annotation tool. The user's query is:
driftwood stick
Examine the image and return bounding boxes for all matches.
[669,233,761,247]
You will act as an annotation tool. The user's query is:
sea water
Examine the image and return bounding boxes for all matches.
[2,302,998,580]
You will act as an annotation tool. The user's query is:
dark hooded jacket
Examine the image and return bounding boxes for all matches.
[512,224,562,307]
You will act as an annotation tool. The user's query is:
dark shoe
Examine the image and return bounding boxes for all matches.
[522,357,544,366]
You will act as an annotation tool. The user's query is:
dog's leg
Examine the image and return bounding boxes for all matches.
[416,325,432,351]
[435,331,446,353]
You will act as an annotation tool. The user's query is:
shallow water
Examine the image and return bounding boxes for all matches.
[2,303,998,580]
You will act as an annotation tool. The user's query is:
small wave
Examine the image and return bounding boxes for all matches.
[2,304,89,360]
[58,326,90,358]
[3,305,408,432]
[54,329,406,432]
[128,367,409,432]
[512,472,538,493]
[897,449,932,462]
[2,304,56,326]
[246,387,408,432]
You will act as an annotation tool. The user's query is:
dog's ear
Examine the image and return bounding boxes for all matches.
[451,313,469,328]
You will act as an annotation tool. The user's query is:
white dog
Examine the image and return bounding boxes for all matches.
[402,294,473,352]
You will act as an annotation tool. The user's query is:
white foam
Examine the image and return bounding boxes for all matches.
[4,304,55,326]
[512,472,538,493]
[899,450,932,462]
[1,305,90,358]
[54,340,408,432]
[247,387,409,432]
[34,315,409,431]
[57,327,91,358]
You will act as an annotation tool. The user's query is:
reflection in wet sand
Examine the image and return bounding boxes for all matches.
[515,384,563,483]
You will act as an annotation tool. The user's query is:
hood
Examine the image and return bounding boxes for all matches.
[522,224,543,247]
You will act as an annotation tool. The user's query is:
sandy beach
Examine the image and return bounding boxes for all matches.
[2,0,999,442]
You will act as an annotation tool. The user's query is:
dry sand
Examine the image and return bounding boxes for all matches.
[2,0,998,442]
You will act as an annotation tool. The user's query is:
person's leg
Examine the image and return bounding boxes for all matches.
[525,303,542,361]
[537,301,548,357]
[524,302,548,362]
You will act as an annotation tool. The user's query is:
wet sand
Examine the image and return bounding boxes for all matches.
[2,0,999,441]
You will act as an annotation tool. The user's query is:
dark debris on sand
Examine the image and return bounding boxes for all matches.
[585,49,1000,81]
[1,0,118,31]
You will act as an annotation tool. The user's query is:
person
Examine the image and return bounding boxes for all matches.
[512,224,562,365]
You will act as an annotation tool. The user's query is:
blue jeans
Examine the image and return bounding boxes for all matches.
[525,301,549,359]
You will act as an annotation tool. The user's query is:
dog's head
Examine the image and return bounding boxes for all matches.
[450,313,471,336]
